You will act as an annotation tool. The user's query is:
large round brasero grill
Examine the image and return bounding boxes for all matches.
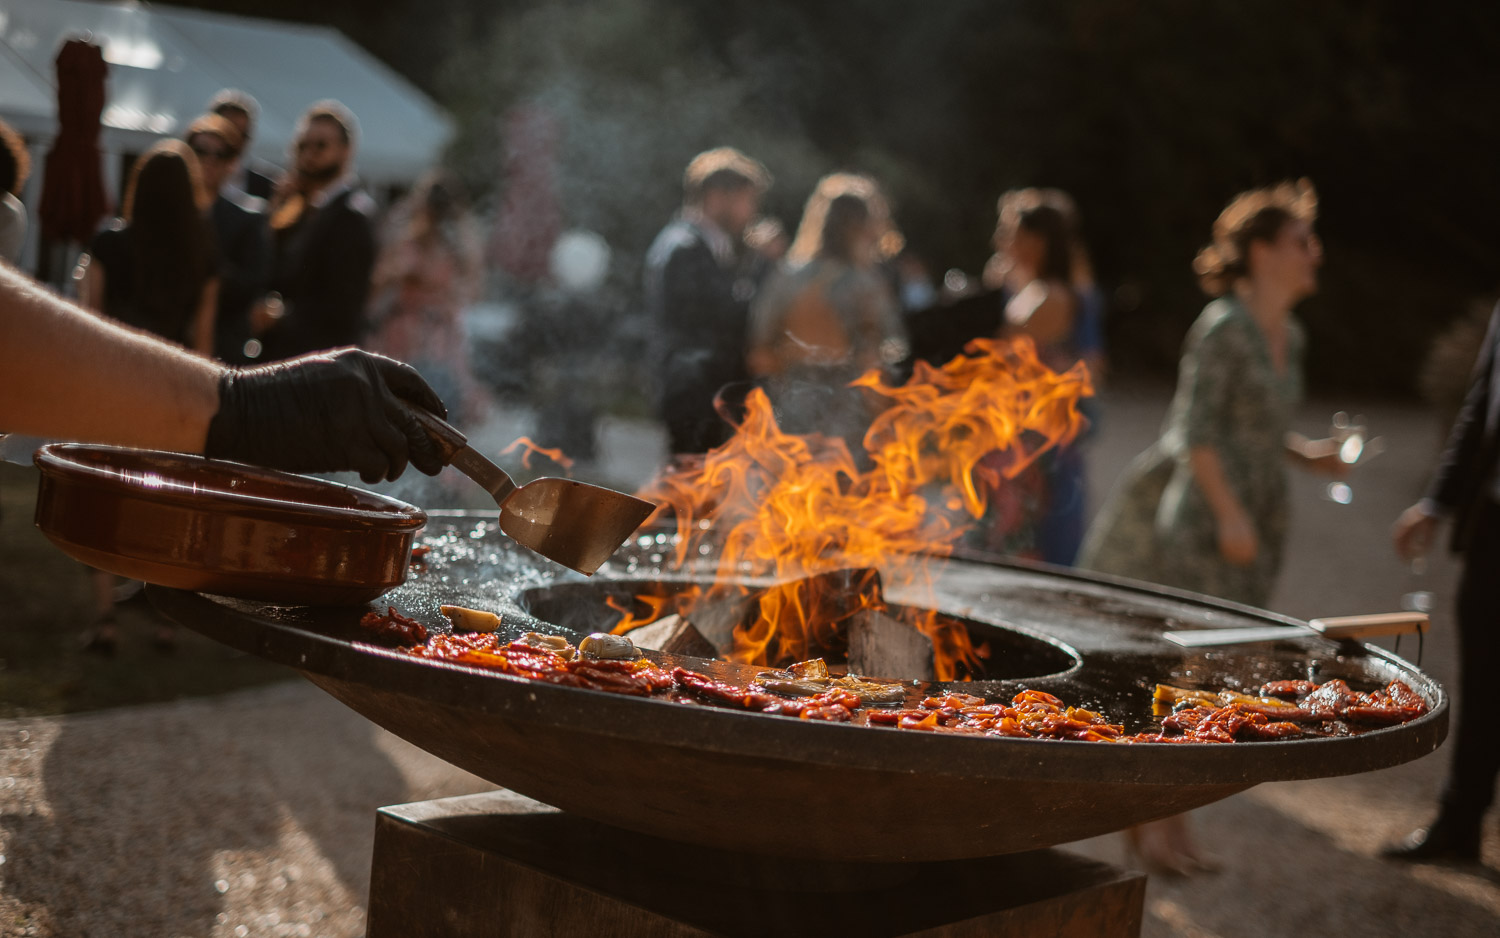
[150,514,1446,867]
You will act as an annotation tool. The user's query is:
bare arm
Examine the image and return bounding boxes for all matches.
[1188,444,1257,565]
[1284,431,1348,478]
[1393,502,1439,562]
[1004,280,1076,348]
[78,254,104,312]
[0,262,223,451]
[191,278,220,358]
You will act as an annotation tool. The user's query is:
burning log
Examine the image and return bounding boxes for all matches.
[678,594,758,655]
[626,614,721,661]
[719,568,884,667]
[847,608,935,682]
[683,569,936,681]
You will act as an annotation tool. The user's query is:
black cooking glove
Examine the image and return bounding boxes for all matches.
[204,347,448,483]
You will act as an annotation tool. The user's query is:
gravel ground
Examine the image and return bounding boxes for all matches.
[1,386,1496,937]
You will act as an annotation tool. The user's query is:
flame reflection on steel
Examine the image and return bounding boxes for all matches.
[627,337,1092,680]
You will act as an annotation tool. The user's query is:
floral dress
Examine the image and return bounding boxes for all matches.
[1078,296,1303,607]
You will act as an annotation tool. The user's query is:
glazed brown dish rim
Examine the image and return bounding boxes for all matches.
[35,443,426,529]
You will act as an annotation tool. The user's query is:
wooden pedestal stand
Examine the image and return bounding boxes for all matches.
[367,790,1145,938]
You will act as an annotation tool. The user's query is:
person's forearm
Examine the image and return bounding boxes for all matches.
[1284,431,1307,458]
[0,263,223,452]
[192,280,219,358]
[1282,431,1327,466]
[1188,445,1246,522]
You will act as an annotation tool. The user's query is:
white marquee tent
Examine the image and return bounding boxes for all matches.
[1,0,453,267]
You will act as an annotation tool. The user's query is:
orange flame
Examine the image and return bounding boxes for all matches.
[630,337,1091,680]
[606,593,674,635]
[502,436,575,471]
[732,568,884,666]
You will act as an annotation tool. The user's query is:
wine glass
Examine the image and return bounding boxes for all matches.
[1323,412,1382,504]
[1401,556,1434,614]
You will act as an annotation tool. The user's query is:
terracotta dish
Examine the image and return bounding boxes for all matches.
[33,444,426,605]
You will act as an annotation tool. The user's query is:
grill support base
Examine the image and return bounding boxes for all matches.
[367,789,1146,938]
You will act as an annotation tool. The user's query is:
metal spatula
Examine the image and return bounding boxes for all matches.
[1161,612,1429,648]
[410,409,655,575]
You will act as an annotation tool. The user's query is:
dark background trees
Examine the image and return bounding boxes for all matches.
[178,0,1500,396]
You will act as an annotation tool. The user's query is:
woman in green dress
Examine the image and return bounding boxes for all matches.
[1080,179,1348,876]
[1079,180,1346,608]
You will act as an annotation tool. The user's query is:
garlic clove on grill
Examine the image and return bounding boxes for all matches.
[579,632,638,659]
[518,632,578,659]
[440,605,502,633]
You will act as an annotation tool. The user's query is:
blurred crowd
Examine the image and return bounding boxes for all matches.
[1,98,1494,876]
[643,148,1110,566]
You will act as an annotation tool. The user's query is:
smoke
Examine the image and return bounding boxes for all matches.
[437,0,982,288]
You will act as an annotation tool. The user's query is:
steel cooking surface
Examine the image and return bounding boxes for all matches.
[150,513,1446,861]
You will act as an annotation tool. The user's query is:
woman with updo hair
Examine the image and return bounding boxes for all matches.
[1079,179,1346,607]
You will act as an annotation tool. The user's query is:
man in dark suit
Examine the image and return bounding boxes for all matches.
[209,89,277,202]
[258,101,378,362]
[644,147,772,454]
[1385,302,1500,863]
[185,114,270,363]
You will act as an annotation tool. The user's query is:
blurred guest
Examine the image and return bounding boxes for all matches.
[78,140,218,354]
[76,139,220,653]
[0,119,28,264]
[963,191,1085,561]
[208,89,275,201]
[257,101,377,361]
[184,113,271,363]
[985,188,1102,565]
[1079,179,1348,601]
[1078,180,1346,873]
[644,147,772,454]
[366,170,486,423]
[747,173,907,448]
[1385,301,1500,863]
[994,199,1077,362]
[986,189,1108,379]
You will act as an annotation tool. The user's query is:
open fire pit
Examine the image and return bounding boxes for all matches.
[149,513,1445,863]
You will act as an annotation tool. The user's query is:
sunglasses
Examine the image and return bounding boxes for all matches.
[189,143,234,162]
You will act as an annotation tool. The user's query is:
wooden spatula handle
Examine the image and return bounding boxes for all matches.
[1308,612,1429,639]
[407,406,468,466]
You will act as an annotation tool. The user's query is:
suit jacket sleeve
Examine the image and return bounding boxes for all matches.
[278,201,377,353]
[660,244,730,349]
[219,206,271,311]
[1427,300,1500,512]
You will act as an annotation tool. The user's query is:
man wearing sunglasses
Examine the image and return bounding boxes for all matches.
[257,101,377,363]
[208,88,276,202]
[184,113,271,364]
